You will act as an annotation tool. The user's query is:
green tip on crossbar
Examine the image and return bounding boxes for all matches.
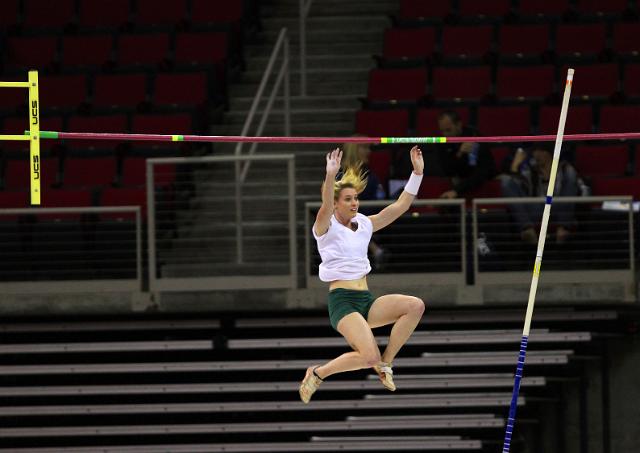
[24,130,59,139]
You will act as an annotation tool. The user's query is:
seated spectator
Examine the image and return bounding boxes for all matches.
[499,145,580,245]
[435,110,495,199]
[342,139,387,269]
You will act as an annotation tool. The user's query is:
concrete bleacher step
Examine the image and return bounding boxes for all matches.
[259,27,385,44]
[0,319,221,333]
[2,439,482,452]
[212,120,356,137]
[224,107,357,124]
[245,40,380,56]
[246,53,374,72]
[228,329,592,349]
[0,392,524,416]
[0,340,212,354]
[0,374,545,397]
[260,15,391,33]
[0,416,501,437]
[229,94,361,111]
[0,350,574,376]
[234,309,619,328]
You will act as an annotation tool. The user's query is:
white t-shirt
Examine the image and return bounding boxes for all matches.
[313,213,373,282]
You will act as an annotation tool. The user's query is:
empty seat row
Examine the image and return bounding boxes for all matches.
[1,112,196,153]
[0,72,216,112]
[366,64,640,104]
[6,31,230,72]
[382,22,640,63]
[356,104,640,137]
[0,187,148,221]
[398,0,633,22]
[0,157,175,190]
[1,0,247,30]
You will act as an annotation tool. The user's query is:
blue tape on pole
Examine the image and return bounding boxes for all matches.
[546,196,553,204]
[502,335,529,453]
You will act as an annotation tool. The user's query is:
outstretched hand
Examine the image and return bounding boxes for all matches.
[326,148,342,177]
[410,146,424,175]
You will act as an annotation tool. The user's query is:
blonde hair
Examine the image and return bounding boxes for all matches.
[334,162,368,199]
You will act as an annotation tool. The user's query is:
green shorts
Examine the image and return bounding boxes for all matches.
[328,288,376,331]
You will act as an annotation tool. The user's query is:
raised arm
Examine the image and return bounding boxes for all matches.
[369,146,423,232]
[313,148,342,237]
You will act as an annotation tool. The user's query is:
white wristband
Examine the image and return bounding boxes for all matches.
[404,172,423,196]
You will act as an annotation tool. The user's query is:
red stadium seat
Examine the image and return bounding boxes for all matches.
[0,0,20,28]
[458,0,511,19]
[477,106,532,137]
[498,24,551,60]
[398,0,451,21]
[23,0,75,29]
[0,191,29,220]
[153,72,208,107]
[121,158,176,187]
[490,146,511,170]
[7,36,58,70]
[575,145,629,177]
[1,116,64,151]
[117,33,170,67]
[382,28,436,60]
[538,105,593,135]
[63,157,117,188]
[174,32,229,65]
[432,66,491,102]
[136,0,187,27]
[354,110,409,137]
[0,82,28,113]
[131,113,193,150]
[418,177,452,199]
[518,0,571,17]
[67,115,128,150]
[564,64,619,100]
[599,105,640,133]
[576,0,629,15]
[556,24,607,60]
[415,107,471,136]
[40,74,88,110]
[367,68,428,104]
[368,150,392,188]
[496,65,555,100]
[4,158,58,190]
[466,179,502,199]
[636,145,640,176]
[39,189,93,221]
[78,0,131,29]
[613,23,640,57]
[132,113,192,134]
[623,64,640,98]
[93,74,148,109]
[99,187,147,220]
[441,26,493,61]
[591,176,640,199]
[62,35,114,68]
[191,0,243,24]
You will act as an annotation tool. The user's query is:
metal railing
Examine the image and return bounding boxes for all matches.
[235,27,291,264]
[299,0,313,96]
[472,196,636,301]
[147,154,297,292]
[0,206,142,293]
[304,199,467,289]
